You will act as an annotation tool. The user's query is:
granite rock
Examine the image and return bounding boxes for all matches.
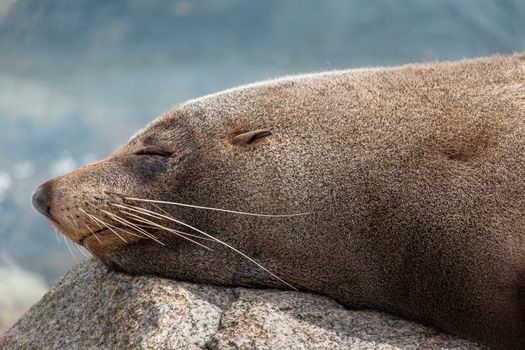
[0,259,483,349]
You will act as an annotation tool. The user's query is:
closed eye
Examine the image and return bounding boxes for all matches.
[134,147,173,157]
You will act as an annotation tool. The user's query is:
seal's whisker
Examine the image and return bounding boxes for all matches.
[67,214,80,239]
[149,202,175,217]
[67,215,83,243]
[98,209,165,246]
[66,229,88,258]
[148,203,216,242]
[96,217,146,241]
[86,203,153,242]
[109,202,209,242]
[114,203,298,291]
[131,221,215,242]
[79,208,128,243]
[124,212,216,243]
[63,235,79,262]
[83,223,102,245]
[70,215,79,229]
[116,207,214,251]
[74,242,89,258]
[55,229,61,246]
[106,222,144,239]
[125,197,312,218]
[125,212,214,251]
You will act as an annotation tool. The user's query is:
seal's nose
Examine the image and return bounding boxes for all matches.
[32,185,51,218]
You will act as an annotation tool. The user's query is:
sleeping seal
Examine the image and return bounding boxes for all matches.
[33,54,525,349]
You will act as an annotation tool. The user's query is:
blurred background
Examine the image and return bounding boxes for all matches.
[1,0,525,334]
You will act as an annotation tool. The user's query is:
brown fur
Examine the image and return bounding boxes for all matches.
[35,53,525,349]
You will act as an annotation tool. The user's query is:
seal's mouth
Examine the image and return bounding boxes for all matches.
[78,227,110,246]
[77,225,142,247]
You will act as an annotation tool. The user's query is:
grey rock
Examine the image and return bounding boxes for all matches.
[0,259,484,349]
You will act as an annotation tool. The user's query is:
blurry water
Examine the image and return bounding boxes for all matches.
[0,263,47,334]
[0,0,524,329]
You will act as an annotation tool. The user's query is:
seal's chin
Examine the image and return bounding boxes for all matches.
[78,227,126,246]
[81,230,131,254]
[51,221,142,256]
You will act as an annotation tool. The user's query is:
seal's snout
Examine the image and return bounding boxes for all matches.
[32,185,51,218]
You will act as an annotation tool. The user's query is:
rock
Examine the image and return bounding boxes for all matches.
[0,259,484,349]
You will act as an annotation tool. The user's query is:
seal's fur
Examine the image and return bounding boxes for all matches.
[35,54,525,349]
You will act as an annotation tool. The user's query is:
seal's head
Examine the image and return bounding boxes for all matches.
[31,82,321,290]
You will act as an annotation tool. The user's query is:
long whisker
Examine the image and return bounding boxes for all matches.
[118,209,214,251]
[94,207,165,245]
[79,208,127,243]
[132,221,217,242]
[90,204,159,245]
[112,203,297,291]
[63,235,79,261]
[87,203,149,239]
[79,208,105,232]
[69,215,79,229]
[74,242,90,258]
[105,221,143,239]
[65,217,89,258]
[68,216,92,256]
[83,223,103,245]
[125,197,311,218]
[67,214,80,239]
[138,203,216,242]
[55,229,61,246]
[126,213,215,242]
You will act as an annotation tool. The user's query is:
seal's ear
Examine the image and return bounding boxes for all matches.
[231,129,272,145]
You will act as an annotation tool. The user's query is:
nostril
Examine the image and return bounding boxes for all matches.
[32,186,51,218]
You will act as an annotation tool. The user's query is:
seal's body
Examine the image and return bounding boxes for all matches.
[33,54,525,349]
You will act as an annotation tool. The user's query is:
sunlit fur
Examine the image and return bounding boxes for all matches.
[36,54,525,349]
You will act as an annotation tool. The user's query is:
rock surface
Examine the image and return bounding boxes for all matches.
[0,259,483,349]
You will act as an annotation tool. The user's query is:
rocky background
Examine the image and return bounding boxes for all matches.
[0,260,485,349]
[1,0,525,334]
